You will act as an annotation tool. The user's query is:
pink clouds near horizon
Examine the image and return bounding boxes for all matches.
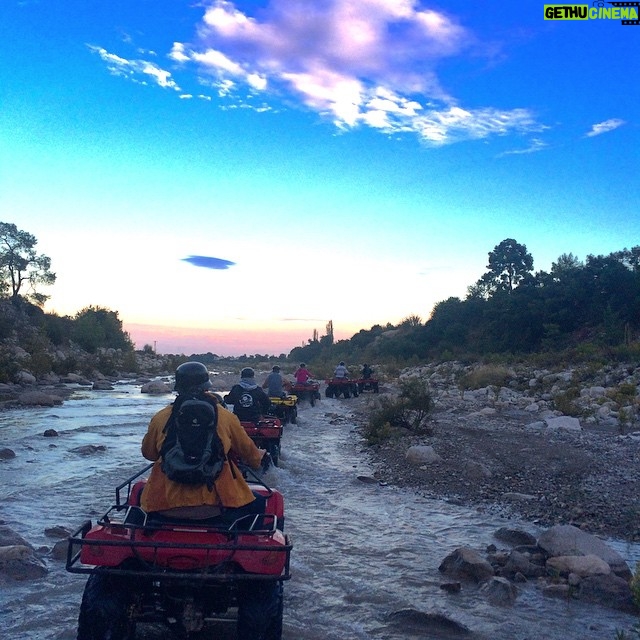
[125,322,330,356]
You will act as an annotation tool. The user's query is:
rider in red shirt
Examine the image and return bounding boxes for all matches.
[294,363,312,385]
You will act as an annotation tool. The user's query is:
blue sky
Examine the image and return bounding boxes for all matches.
[1,0,638,355]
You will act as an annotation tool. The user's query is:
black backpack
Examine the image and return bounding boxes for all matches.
[160,397,226,491]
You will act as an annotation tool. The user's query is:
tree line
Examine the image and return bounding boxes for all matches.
[3,221,639,377]
[291,238,640,369]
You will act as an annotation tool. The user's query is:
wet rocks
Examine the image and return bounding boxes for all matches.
[439,547,495,582]
[439,525,637,613]
[481,576,518,606]
[70,444,107,455]
[386,609,472,636]
[140,379,173,394]
[0,526,48,581]
[538,524,631,579]
[0,545,48,580]
[92,380,114,390]
[18,390,64,407]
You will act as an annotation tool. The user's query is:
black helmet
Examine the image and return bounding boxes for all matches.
[174,361,213,394]
[272,365,280,372]
[339,361,345,366]
[299,363,306,368]
[241,367,255,379]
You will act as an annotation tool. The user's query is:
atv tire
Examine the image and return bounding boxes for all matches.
[77,572,134,640]
[237,581,283,640]
[264,582,284,640]
[290,407,297,424]
[325,386,334,398]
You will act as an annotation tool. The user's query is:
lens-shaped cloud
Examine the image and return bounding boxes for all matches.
[182,255,236,269]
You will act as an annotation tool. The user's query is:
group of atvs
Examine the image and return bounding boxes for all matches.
[66,373,379,639]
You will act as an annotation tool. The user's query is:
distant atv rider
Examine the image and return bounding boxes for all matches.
[140,362,270,520]
[334,361,349,379]
[294,363,313,385]
[225,367,272,423]
[262,365,289,398]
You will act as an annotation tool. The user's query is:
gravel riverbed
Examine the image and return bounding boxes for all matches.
[349,388,640,543]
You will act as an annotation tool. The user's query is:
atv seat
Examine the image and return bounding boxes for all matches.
[145,493,269,531]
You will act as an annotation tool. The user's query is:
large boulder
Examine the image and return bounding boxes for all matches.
[578,574,638,613]
[141,380,173,394]
[439,547,495,583]
[18,390,64,407]
[538,525,631,579]
[0,545,48,580]
[481,576,519,606]
[406,445,442,465]
[546,554,611,578]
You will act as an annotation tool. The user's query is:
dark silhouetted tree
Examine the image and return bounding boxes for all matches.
[478,238,534,295]
[0,222,56,306]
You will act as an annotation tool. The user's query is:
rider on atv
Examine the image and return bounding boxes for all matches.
[141,361,271,520]
[262,365,290,398]
[225,367,272,423]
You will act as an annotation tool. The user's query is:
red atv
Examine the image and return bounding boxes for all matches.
[324,377,359,399]
[66,464,292,640]
[288,381,321,406]
[356,377,379,393]
[240,417,283,466]
[268,395,298,426]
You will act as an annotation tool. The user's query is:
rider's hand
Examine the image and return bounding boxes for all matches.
[261,451,272,472]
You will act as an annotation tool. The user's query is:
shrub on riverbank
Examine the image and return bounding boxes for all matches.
[364,376,434,444]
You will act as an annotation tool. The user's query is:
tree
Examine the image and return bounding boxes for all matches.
[479,238,534,295]
[550,252,583,279]
[73,306,133,353]
[400,314,422,327]
[0,222,56,306]
[320,320,334,347]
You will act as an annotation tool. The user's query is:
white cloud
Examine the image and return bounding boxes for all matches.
[88,45,181,91]
[89,1,542,145]
[168,0,540,144]
[498,138,549,157]
[585,118,625,138]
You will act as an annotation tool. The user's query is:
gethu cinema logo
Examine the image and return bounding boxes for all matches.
[544,2,640,21]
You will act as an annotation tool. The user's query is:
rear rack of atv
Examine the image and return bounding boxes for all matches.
[66,523,292,583]
[66,464,291,583]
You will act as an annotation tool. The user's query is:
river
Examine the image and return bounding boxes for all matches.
[0,381,638,639]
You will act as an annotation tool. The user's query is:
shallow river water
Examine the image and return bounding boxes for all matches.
[0,381,639,639]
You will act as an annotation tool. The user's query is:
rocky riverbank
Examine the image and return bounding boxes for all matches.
[353,361,640,543]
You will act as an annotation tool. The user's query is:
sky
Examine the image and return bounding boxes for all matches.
[1,0,638,356]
